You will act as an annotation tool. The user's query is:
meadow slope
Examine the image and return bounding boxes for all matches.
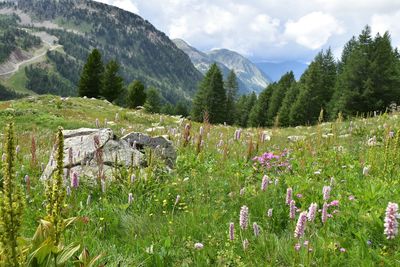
[0,95,399,266]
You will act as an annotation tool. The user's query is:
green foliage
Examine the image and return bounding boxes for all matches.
[225,70,239,125]
[192,63,227,123]
[101,60,124,102]
[78,49,104,98]
[248,85,273,127]
[0,123,25,267]
[127,80,146,108]
[236,92,257,127]
[144,87,162,113]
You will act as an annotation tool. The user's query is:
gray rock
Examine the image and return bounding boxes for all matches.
[122,132,176,167]
[41,128,146,181]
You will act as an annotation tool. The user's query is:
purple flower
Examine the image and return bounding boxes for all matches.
[340,248,346,253]
[240,205,249,230]
[66,186,71,196]
[296,193,303,198]
[307,203,318,222]
[384,202,399,240]
[261,175,269,191]
[290,200,296,220]
[349,195,355,201]
[329,200,339,207]
[229,222,234,241]
[253,222,260,237]
[323,186,331,201]
[294,243,301,251]
[24,175,30,183]
[322,202,328,224]
[234,129,241,140]
[294,212,307,238]
[194,243,204,250]
[71,172,79,188]
[286,187,293,205]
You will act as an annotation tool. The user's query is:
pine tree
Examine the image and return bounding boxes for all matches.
[127,80,146,108]
[236,92,257,127]
[266,72,296,126]
[225,70,239,125]
[144,87,161,113]
[278,83,300,127]
[192,63,226,123]
[78,49,104,98]
[248,84,274,127]
[101,60,124,102]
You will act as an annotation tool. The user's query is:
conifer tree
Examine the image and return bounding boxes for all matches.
[236,92,257,127]
[248,84,274,127]
[0,123,24,267]
[78,49,104,98]
[278,83,300,127]
[225,70,239,125]
[192,63,226,123]
[144,87,161,113]
[101,60,124,102]
[127,80,146,108]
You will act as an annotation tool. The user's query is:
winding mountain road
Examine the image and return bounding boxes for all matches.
[0,42,62,77]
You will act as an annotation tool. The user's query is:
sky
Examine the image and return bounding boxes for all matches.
[95,0,400,63]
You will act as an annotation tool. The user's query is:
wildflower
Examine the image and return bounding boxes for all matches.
[389,131,395,138]
[323,186,331,201]
[253,222,260,237]
[294,212,307,238]
[296,193,303,198]
[290,200,296,220]
[130,174,136,183]
[229,222,234,241]
[199,126,204,136]
[71,172,79,188]
[330,177,335,186]
[294,243,301,251]
[329,200,339,207]
[240,205,249,230]
[16,145,20,155]
[24,175,30,183]
[286,187,293,205]
[66,186,71,196]
[234,129,241,140]
[303,240,309,246]
[194,243,204,250]
[384,202,399,239]
[340,248,346,253]
[267,208,273,217]
[349,195,355,201]
[261,175,269,191]
[322,202,328,224]
[242,239,249,251]
[307,203,318,222]
[128,193,133,204]
[172,195,180,206]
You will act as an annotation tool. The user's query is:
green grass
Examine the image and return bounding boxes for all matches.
[1,68,35,95]
[0,96,399,266]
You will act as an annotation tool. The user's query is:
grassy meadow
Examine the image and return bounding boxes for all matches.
[0,95,399,266]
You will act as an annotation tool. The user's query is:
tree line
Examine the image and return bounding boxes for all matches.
[78,49,189,116]
[192,26,400,127]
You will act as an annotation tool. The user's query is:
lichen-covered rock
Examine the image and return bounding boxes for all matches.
[41,128,146,181]
[122,132,177,167]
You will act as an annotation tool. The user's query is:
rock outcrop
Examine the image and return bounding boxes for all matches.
[41,128,176,181]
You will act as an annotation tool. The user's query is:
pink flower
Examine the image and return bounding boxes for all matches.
[261,175,269,191]
[286,188,293,205]
[384,202,399,239]
[290,200,296,220]
[294,212,307,238]
[229,223,234,241]
[348,195,355,201]
[323,186,331,201]
[294,243,301,251]
[340,248,346,253]
[253,222,260,237]
[240,206,249,230]
[329,200,339,207]
[296,193,303,198]
[322,202,328,224]
[194,243,204,250]
[307,203,318,222]
[243,239,249,251]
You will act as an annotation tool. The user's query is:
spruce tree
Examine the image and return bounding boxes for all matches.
[225,70,239,125]
[144,87,161,113]
[248,84,274,127]
[278,83,300,127]
[266,72,295,126]
[101,60,124,102]
[78,49,104,98]
[127,80,146,108]
[192,63,226,123]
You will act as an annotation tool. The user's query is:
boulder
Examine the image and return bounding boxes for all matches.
[41,128,177,181]
[122,132,177,167]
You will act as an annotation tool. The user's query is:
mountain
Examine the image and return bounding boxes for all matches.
[255,61,309,82]
[0,0,203,104]
[173,39,270,94]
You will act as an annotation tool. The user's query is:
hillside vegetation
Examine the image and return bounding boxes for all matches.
[0,95,399,266]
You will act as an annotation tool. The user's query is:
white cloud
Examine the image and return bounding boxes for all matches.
[371,11,400,48]
[284,12,344,50]
[96,0,139,14]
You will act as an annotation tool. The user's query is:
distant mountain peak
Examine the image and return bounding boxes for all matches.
[173,39,270,94]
